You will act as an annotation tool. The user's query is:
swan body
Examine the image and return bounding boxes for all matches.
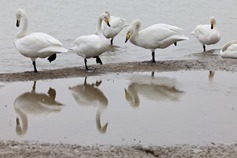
[14,9,67,72]
[220,40,237,58]
[125,19,188,62]
[101,11,127,45]
[70,12,111,70]
[191,16,220,52]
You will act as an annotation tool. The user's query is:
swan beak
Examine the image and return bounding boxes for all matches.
[16,20,20,27]
[210,20,214,29]
[105,18,110,27]
[125,32,130,43]
[211,24,213,29]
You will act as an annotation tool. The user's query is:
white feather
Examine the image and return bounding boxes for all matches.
[220,40,237,58]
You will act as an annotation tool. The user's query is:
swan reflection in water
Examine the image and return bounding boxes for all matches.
[69,77,108,133]
[14,81,63,136]
[125,72,184,107]
[209,71,215,81]
[0,82,4,88]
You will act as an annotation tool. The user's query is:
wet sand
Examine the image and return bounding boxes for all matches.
[1,141,237,158]
[0,57,237,82]
[1,57,237,157]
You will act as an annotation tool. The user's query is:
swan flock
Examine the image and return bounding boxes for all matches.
[14,8,235,72]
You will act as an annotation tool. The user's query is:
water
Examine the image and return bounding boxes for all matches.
[0,71,237,146]
[1,0,237,73]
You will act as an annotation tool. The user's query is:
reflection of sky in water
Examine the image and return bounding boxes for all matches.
[0,0,237,72]
[0,71,237,145]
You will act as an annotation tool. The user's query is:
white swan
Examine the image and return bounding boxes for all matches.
[191,16,221,52]
[14,9,67,72]
[220,40,237,58]
[125,19,188,62]
[101,11,127,45]
[70,12,111,71]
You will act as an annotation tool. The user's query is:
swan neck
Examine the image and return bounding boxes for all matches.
[16,14,28,39]
[130,32,139,44]
[97,18,103,36]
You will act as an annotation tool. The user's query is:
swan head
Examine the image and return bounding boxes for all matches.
[16,8,26,27]
[104,10,111,18]
[125,19,141,43]
[100,12,110,27]
[210,16,216,29]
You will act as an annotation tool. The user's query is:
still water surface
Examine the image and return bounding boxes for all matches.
[0,0,237,72]
[0,71,237,145]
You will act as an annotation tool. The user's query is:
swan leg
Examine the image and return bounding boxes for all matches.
[151,52,155,63]
[84,58,89,71]
[32,61,38,72]
[110,38,114,45]
[203,45,206,52]
[174,42,177,46]
[96,56,103,65]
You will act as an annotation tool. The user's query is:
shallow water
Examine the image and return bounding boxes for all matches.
[0,71,237,146]
[0,0,237,73]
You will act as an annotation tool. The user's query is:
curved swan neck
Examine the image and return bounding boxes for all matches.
[130,20,141,42]
[15,12,28,39]
[96,18,103,36]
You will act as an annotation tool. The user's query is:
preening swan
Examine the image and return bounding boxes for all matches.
[14,9,67,72]
[125,19,188,62]
[220,40,237,58]
[191,16,220,52]
[101,11,127,45]
[70,12,111,71]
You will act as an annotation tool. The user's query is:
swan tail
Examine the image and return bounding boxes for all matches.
[176,35,189,41]
[191,31,197,37]
[69,46,77,53]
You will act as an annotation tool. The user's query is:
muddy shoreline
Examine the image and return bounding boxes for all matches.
[1,141,237,158]
[1,57,237,157]
[0,57,237,82]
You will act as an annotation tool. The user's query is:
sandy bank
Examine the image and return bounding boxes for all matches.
[1,141,237,158]
[0,57,237,82]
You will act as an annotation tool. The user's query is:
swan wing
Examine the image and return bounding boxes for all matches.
[221,41,237,58]
[15,32,67,57]
[71,35,108,58]
[149,24,183,32]
[136,24,187,49]
[191,24,220,45]
[102,16,126,38]
[110,16,126,28]
[191,24,210,37]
